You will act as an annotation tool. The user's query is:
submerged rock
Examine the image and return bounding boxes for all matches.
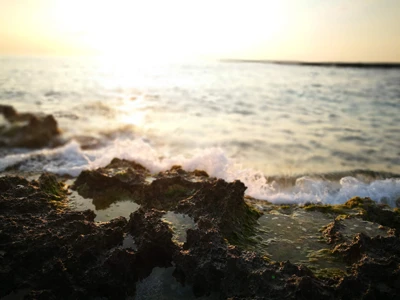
[0,104,61,148]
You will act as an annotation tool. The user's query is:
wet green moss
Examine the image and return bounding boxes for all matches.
[307,248,345,269]
[39,173,67,201]
[308,197,400,236]
[192,170,209,177]
[342,197,375,209]
[303,204,346,215]
[313,267,347,280]
[335,214,351,221]
[225,203,262,247]
[164,184,190,199]
[302,197,385,217]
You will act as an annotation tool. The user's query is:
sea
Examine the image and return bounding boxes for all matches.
[1,56,400,206]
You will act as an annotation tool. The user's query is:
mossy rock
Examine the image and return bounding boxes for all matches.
[279,205,291,210]
[224,203,262,247]
[341,197,400,235]
[302,203,346,215]
[38,173,67,201]
[164,184,190,199]
[313,267,347,280]
[192,169,209,177]
[343,197,375,209]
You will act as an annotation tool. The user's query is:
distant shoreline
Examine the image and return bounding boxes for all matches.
[221,59,400,69]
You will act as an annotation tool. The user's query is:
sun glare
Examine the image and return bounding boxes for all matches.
[51,0,288,63]
[54,0,200,62]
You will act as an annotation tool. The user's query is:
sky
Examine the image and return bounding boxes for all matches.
[0,0,400,62]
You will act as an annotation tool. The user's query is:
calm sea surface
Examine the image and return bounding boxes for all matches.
[1,56,399,204]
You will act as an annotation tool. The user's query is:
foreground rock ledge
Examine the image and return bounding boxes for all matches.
[1,161,399,299]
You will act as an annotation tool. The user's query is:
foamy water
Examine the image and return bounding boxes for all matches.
[1,56,400,205]
[1,139,399,206]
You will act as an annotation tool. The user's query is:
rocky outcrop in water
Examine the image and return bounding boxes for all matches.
[1,160,400,299]
[73,160,260,243]
[0,104,60,148]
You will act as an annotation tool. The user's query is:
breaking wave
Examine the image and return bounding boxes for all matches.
[1,138,399,207]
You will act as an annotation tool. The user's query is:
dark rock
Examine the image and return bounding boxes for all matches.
[3,162,400,299]
[0,104,17,120]
[72,158,149,198]
[344,197,400,235]
[82,248,137,299]
[141,176,202,210]
[395,197,400,208]
[128,208,177,272]
[0,105,61,148]
[173,220,232,296]
[0,176,134,298]
[322,219,345,244]
[332,233,400,298]
[177,179,261,243]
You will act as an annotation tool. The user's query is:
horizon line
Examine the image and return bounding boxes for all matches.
[221,59,400,69]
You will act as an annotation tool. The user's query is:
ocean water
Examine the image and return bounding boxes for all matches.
[1,56,400,205]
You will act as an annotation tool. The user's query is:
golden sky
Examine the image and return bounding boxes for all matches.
[1,0,400,62]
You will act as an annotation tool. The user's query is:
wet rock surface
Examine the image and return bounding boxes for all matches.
[0,104,61,148]
[2,159,400,299]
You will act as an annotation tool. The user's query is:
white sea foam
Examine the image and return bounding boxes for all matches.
[1,138,399,206]
[252,177,400,207]
[0,141,90,177]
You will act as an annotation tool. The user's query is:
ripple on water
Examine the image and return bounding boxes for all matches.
[250,208,344,270]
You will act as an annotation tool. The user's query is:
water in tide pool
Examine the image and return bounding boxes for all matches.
[1,56,400,205]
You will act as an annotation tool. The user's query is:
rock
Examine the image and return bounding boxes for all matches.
[72,162,208,211]
[141,175,202,210]
[173,219,233,296]
[176,179,261,243]
[38,172,68,200]
[82,248,137,299]
[72,158,152,210]
[128,208,178,272]
[3,161,400,299]
[333,234,400,299]
[322,219,345,244]
[0,175,133,298]
[73,158,149,195]
[344,197,400,235]
[0,104,17,120]
[0,105,61,148]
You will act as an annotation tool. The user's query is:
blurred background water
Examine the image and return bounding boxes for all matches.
[1,56,400,204]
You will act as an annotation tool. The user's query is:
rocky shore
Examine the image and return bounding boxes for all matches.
[1,105,400,299]
[1,157,400,299]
